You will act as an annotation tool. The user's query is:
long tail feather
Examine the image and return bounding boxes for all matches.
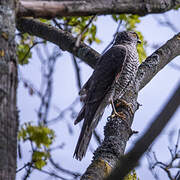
[74,105,85,125]
[74,102,106,160]
[73,124,92,160]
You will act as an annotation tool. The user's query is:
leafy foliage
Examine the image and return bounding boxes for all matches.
[17,17,100,65]
[32,150,50,169]
[136,31,147,63]
[174,5,180,10]
[18,123,55,169]
[61,16,101,45]
[17,33,34,65]
[38,18,51,24]
[112,14,140,30]
[112,14,147,63]
[124,169,139,180]
[18,123,55,148]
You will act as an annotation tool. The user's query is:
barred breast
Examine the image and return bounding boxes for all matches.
[113,43,140,101]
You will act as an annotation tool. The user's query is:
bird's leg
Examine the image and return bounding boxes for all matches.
[116,99,134,116]
[111,99,126,120]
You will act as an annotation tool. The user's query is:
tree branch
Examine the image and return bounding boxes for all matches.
[106,83,180,180]
[136,32,180,91]
[17,0,180,18]
[16,18,100,68]
[71,55,82,90]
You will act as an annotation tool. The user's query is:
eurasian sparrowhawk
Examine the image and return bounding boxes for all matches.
[74,31,141,160]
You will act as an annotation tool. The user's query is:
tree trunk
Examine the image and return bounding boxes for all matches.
[0,0,18,179]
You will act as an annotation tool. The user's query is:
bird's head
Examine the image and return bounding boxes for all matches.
[114,31,141,45]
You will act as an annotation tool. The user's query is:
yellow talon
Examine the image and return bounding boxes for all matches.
[111,111,126,120]
[116,99,134,115]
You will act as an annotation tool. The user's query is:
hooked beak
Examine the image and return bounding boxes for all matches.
[137,39,141,44]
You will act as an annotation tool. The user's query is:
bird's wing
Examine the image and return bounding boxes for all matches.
[79,77,91,95]
[78,76,93,102]
[84,45,127,127]
[78,55,103,98]
[73,45,127,160]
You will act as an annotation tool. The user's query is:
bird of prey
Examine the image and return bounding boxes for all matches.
[74,31,141,160]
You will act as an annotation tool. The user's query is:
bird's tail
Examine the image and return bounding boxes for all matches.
[73,123,92,160]
[74,103,106,160]
[74,105,92,160]
[74,105,85,125]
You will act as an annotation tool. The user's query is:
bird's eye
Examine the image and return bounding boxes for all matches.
[130,32,137,39]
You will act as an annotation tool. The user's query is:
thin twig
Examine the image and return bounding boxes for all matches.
[49,157,81,178]
[75,15,96,48]
[23,162,33,180]
[32,165,69,180]
[153,15,178,33]
[36,46,61,124]
[146,129,180,179]
[175,130,180,153]
[102,20,122,54]
[160,166,173,180]
[93,130,101,145]
[20,41,45,64]
[47,97,79,124]
[16,162,33,173]
[162,14,178,33]
[53,18,63,29]
[72,55,82,90]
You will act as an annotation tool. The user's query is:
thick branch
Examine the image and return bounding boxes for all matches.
[17,0,180,18]
[136,32,180,91]
[106,82,180,180]
[16,18,100,68]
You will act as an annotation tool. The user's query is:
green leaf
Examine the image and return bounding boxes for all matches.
[112,14,118,22]
[60,16,101,45]
[17,33,34,65]
[39,18,51,24]
[112,14,141,30]
[32,151,50,169]
[174,5,180,10]
[18,123,54,170]
[18,123,55,148]
[124,169,140,180]
[135,31,147,63]
[111,14,146,63]
[17,44,32,65]
[95,37,101,44]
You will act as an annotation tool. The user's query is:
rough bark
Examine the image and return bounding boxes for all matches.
[17,0,180,18]
[137,33,180,90]
[0,0,18,179]
[106,83,180,180]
